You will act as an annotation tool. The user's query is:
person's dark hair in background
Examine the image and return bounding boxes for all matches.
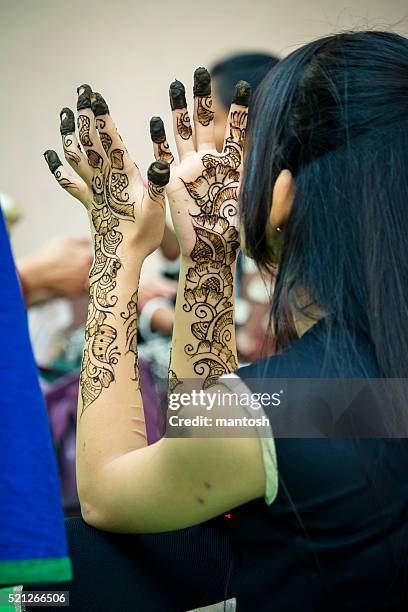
[241,31,408,377]
[211,51,281,363]
[211,51,279,106]
[211,52,279,151]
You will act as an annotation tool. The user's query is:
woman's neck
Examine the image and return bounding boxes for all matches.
[291,288,325,338]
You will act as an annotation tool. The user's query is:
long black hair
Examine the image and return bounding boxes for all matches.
[240,31,408,377]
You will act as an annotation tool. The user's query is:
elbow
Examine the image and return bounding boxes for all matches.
[79,493,124,533]
[80,499,118,532]
[77,468,127,533]
[78,481,112,531]
[80,499,106,530]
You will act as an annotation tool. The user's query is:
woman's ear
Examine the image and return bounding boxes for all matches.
[269,170,295,230]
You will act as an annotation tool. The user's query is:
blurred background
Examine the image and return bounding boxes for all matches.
[1,0,407,257]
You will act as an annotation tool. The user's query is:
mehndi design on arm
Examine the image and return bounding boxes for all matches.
[119,161,169,385]
[46,89,170,415]
[76,89,139,411]
[181,81,250,387]
[120,291,139,385]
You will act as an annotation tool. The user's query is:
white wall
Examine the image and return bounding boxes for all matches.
[1,0,407,256]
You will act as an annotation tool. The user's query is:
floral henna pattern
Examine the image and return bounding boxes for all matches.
[80,126,136,412]
[47,89,171,415]
[182,163,241,387]
[176,80,249,387]
[81,237,121,408]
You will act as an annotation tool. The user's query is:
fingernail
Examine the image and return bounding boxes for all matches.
[232,80,251,106]
[193,67,211,97]
[148,160,170,187]
[44,150,62,174]
[150,117,166,143]
[91,92,109,116]
[59,107,75,135]
[77,84,92,110]
[169,80,187,110]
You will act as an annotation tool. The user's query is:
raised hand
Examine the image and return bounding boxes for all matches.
[150,70,250,259]
[150,69,250,386]
[44,86,170,412]
[45,86,169,259]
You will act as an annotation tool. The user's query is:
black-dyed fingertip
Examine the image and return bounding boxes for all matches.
[150,117,166,143]
[193,67,211,97]
[59,107,75,135]
[91,92,109,116]
[77,84,93,110]
[232,80,251,107]
[169,80,187,110]
[147,160,170,187]
[44,150,62,174]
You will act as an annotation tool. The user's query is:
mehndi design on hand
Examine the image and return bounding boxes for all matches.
[193,67,214,127]
[45,87,170,414]
[154,73,251,388]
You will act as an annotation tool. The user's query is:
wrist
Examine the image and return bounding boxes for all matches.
[179,254,238,277]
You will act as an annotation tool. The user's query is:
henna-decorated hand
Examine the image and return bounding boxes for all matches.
[151,70,251,385]
[44,85,170,264]
[150,69,250,263]
[44,86,170,411]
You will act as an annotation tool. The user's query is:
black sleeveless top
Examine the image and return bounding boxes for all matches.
[229,319,408,611]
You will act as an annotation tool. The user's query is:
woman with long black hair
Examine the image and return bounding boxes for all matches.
[38,30,408,611]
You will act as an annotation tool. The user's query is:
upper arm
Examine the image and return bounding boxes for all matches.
[83,383,269,533]
[84,434,265,533]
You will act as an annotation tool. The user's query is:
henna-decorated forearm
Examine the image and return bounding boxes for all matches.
[168,78,250,388]
[46,87,171,416]
[74,89,137,412]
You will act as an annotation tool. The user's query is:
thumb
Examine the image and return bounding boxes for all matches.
[146,160,170,209]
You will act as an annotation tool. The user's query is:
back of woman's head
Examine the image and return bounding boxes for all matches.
[211,52,279,108]
[241,31,408,377]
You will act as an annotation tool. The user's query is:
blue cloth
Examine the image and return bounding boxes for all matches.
[0,210,71,585]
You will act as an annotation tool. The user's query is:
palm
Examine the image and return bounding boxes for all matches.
[151,83,249,262]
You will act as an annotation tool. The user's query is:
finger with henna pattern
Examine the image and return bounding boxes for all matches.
[146,160,170,209]
[91,92,135,173]
[76,84,109,170]
[169,79,195,161]
[44,150,88,203]
[150,117,174,165]
[60,107,93,184]
[193,67,215,151]
[223,81,251,162]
